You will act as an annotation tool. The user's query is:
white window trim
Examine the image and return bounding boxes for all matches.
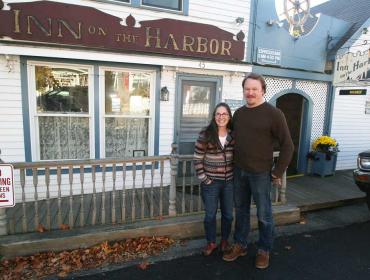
[99,66,156,159]
[28,61,95,161]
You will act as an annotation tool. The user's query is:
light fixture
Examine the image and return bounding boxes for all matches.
[266,19,283,28]
[235,17,244,24]
[4,54,14,73]
[160,86,169,101]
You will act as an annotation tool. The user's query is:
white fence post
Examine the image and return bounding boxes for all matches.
[169,144,178,216]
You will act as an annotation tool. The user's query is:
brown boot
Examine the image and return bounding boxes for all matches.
[219,240,230,252]
[222,243,247,262]
[255,250,270,269]
[203,242,217,256]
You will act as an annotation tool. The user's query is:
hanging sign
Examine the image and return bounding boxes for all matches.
[0,164,15,208]
[333,51,369,85]
[0,1,245,61]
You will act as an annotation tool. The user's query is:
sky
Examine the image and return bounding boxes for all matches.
[275,0,330,21]
[311,0,330,6]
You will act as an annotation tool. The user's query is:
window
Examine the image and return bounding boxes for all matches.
[101,68,155,158]
[142,0,182,11]
[29,63,94,160]
[102,0,187,13]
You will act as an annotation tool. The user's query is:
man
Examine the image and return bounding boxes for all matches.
[223,73,294,269]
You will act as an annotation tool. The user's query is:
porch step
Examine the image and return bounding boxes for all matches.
[0,205,300,259]
[298,196,366,213]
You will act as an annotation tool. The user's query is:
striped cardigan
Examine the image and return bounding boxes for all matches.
[194,130,234,184]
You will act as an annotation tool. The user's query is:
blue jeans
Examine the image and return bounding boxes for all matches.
[201,180,234,243]
[233,166,274,252]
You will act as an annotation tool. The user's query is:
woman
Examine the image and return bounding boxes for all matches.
[194,102,234,256]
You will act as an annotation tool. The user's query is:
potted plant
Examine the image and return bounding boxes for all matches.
[308,135,339,177]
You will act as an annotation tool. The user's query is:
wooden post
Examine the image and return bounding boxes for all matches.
[169,143,178,216]
[0,150,8,235]
[280,170,287,204]
[0,208,7,235]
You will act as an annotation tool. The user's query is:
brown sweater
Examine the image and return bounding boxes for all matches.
[233,102,294,177]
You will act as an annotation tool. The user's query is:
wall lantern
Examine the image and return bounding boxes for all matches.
[235,17,244,24]
[160,86,169,101]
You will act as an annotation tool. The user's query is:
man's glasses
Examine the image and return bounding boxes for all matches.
[215,113,229,118]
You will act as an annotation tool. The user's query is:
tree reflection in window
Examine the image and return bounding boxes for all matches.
[182,85,210,117]
[36,66,89,113]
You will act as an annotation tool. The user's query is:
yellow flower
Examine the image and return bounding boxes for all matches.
[312,135,339,153]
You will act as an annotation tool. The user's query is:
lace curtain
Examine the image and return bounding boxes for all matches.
[39,116,90,160]
[105,118,148,158]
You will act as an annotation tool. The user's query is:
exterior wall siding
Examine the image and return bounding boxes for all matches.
[0,55,25,163]
[331,86,370,170]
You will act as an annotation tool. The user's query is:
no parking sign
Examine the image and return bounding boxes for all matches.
[0,164,15,208]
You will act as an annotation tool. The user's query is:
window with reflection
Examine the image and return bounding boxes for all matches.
[104,70,153,158]
[182,85,211,117]
[142,0,182,11]
[34,65,91,160]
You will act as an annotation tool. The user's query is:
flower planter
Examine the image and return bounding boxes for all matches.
[311,152,337,177]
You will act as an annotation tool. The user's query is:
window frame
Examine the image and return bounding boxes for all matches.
[141,0,182,12]
[97,0,188,14]
[28,61,95,161]
[99,66,156,159]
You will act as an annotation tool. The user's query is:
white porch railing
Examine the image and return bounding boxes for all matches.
[0,146,286,235]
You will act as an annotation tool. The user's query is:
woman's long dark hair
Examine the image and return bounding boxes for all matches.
[204,102,233,145]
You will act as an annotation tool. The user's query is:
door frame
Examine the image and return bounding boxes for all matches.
[269,89,313,174]
[174,73,223,147]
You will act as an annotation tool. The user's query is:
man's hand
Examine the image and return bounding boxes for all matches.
[271,174,282,187]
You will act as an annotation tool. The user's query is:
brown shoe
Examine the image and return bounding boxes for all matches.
[255,250,270,269]
[203,242,217,256]
[222,243,247,262]
[219,240,230,252]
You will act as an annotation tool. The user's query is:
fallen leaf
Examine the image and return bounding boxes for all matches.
[31,258,43,269]
[137,260,150,270]
[58,271,68,278]
[61,264,72,272]
[101,241,112,254]
[37,224,47,233]
[14,260,28,273]
[59,224,70,230]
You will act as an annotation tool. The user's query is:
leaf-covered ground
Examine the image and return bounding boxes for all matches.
[0,236,175,279]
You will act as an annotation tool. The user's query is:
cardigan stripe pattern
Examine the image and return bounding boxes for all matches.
[194,130,234,184]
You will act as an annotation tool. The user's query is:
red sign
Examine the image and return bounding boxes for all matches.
[0,1,245,61]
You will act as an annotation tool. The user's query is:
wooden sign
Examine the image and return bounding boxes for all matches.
[0,1,245,61]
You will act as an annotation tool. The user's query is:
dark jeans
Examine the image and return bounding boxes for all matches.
[233,166,274,252]
[201,180,234,243]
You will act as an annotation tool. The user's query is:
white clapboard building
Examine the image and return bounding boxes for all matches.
[330,18,370,170]
[0,0,252,202]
